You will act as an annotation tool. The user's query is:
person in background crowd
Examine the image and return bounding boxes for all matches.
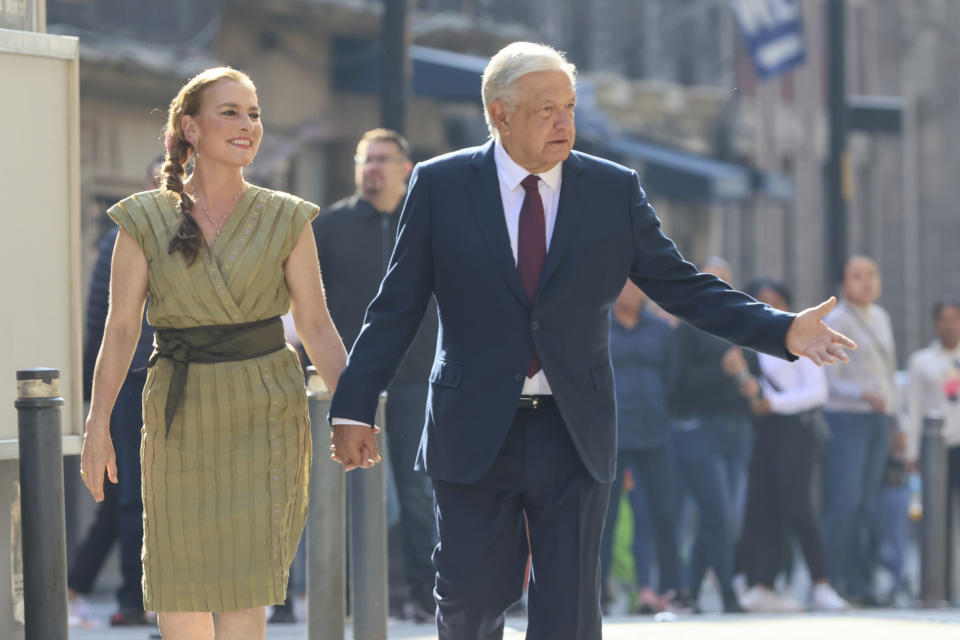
[669,257,754,613]
[734,278,849,613]
[821,255,898,605]
[599,280,684,614]
[906,296,960,601]
[312,128,439,621]
[67,158,162,628]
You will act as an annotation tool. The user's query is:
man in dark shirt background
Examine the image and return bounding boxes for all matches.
[313,129,439,620]
[669,257,755,613]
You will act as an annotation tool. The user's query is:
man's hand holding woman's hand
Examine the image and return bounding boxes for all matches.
[331,424,382,471]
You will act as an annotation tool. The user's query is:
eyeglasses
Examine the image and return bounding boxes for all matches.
[355,154,406,166]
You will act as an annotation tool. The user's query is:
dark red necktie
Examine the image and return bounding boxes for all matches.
[518,174,545,377]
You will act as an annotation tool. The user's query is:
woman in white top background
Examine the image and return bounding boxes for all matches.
[733,279,849,613]
[906,297,960,601]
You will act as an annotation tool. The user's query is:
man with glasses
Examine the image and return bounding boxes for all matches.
[312,129,439,621]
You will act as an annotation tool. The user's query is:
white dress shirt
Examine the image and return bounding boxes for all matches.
[493,141,562,395]
[757,352,829,415]
[906,341,960,461]
[332,143,564,426]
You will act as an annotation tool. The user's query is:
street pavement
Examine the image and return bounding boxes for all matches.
[68,595,960,640]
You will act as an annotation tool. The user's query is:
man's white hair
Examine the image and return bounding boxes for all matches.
[481,42,577,141]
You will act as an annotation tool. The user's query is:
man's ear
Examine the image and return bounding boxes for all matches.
[489,100,510,136]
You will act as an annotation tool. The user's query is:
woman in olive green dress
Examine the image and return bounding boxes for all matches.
[79,67,382,639]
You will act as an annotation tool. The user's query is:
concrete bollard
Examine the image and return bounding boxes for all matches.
[306,367,345,640]
[14,368,68,640]
[920,412,948,607]
[349,392,389,640]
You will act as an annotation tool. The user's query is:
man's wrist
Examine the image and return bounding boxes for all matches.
[331,417,373,428]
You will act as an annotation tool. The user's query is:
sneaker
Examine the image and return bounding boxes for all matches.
[667,589,696,615]
[739,585,803,613]
[811,583,850,612]
[722,588,746,613]
[109,609,150,626]
[67,594,99,628]
[636,587,665,614]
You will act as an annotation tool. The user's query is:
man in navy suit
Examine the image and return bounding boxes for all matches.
[329,42,855,640]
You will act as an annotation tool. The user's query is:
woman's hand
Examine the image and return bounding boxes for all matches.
[331,424,382,471]
[80,418,118,502]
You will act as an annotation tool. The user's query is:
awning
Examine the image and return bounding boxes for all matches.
[603,137,753,202]
[332,39,484,102]
[332,41,794,203]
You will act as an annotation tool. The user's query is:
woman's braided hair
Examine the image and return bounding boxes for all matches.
[162,67,256,265]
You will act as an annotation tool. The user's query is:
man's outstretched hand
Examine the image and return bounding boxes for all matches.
[785,296,857,366]
[331,424,382,471]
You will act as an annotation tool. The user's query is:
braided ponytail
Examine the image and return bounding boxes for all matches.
[164,137,203,264]
[161,66,256,266]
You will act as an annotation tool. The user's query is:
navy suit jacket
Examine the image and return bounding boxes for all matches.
[330,141,795,483]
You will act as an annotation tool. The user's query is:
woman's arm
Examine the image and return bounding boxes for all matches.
[760,355,829,414]
[285,222,347,393]
[81,228,148,501]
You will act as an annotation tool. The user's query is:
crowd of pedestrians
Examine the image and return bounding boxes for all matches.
[602,255,960,616]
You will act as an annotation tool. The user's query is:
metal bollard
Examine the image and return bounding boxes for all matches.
[306,367,345,640]
[349,392,388,640]
[920,412,948,607]
[14,368,68,640]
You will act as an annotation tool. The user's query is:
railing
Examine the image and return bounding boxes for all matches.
[15,368,68,640]
[306,367,388,639]
[919,412,948,607]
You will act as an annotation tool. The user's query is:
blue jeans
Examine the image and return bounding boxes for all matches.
[821,411,888,598]
[673,416,752,593]
[68,371,145,613]
[599,443,680,594]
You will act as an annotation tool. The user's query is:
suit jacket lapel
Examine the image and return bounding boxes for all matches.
[538,153,585,294]
[467,142,531,308]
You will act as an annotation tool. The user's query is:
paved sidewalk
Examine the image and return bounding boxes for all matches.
[67,595,960,640]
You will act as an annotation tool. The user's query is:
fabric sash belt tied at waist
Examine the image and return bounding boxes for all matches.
[149,316,286,435]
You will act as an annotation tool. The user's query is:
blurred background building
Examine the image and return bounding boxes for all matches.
[40,0,960,364]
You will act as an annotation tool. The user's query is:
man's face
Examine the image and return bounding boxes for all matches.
[936,305,960,350]
[495,70,576,173]
[842,257,881,306]
[355,139,412,200]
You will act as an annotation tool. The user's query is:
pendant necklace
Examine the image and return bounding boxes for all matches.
[190,184,246,237]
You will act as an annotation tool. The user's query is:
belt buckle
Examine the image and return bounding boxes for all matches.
[530,396,540,409]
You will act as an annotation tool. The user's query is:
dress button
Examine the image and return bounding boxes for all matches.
[515,373,523,382]
[531,320,540,330]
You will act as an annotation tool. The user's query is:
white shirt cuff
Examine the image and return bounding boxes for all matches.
[331,417,372,428]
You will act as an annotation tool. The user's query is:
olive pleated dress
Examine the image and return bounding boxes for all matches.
[107,186,318,612]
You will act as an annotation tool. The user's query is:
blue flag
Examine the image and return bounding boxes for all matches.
[730,0,807,79]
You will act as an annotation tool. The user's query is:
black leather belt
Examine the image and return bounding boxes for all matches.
[518,395,555,410]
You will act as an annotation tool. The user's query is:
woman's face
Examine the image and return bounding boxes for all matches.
[842,257,881,306]
[756,286,790,313]
[181,78,262,168]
